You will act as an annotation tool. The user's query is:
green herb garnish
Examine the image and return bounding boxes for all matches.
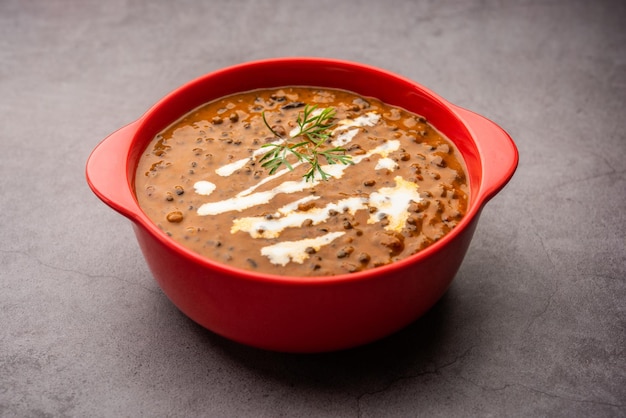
[260,104,353,182]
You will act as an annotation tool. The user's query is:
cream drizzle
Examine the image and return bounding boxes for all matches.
[231,196,368,238]
[215,158,249,177]
[215,112,380,177]
[333,112,380,132]
[215,140,280,177]
[195,140,400,216]
[237,163,303,197]
[375,157,399,171]
[255,174,421,265]
[331,112,380,146]
[260,231,346,266]
[331,129,359,147]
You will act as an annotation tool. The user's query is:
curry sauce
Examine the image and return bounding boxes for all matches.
[135,87,469,276]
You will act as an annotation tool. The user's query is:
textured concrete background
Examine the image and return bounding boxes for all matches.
[1,0,625,416]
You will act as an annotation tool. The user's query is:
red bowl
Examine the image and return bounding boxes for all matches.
[86,58,518,353]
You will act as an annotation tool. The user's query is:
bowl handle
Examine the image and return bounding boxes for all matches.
[453,106,518,203]
[86,121,141,220]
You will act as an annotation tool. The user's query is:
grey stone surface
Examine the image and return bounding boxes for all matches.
[1,0,624,416]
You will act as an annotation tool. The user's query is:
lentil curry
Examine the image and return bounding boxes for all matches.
[135,87,469,276]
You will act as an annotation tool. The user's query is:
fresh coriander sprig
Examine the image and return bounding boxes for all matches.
[259,104,353,181]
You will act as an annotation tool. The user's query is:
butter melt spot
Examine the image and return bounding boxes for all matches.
[261,231,346,265]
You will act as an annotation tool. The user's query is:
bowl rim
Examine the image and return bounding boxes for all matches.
[94,57,513,285]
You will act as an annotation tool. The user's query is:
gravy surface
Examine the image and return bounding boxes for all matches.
[135,87,468,276]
